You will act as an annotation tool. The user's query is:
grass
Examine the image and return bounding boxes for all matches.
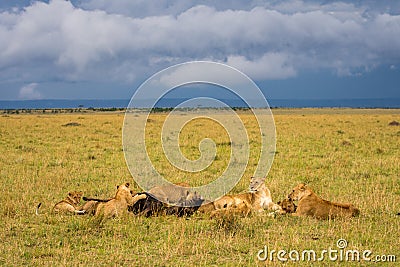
[0,108,399,266]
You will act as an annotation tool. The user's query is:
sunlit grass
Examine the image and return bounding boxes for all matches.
[0,109,399,266]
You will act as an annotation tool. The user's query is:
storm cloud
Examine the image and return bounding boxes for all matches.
[0,0,399,99]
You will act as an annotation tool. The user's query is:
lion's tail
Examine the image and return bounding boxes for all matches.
[35,203,42,215]
[82,196,112,202]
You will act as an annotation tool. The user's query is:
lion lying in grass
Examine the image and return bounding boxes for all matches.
[288,183,360,220]
[95,182,146,219]
[198,177,281,217]
[209,201,252,219]
[52,191,86,214]
[79,197,111,215]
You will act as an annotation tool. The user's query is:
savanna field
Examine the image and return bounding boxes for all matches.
[0,108,399,266]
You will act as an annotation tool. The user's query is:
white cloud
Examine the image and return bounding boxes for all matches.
[79,0,400,17]
[227,53,297,80]
[18,83,42,99]
[0,0,400,87]
[155,61,249,89]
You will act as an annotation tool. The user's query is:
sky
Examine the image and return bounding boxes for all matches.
[0,0,399,101]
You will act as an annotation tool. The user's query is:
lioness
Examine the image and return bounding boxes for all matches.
[53,191,85,214]
[95,183,146,219]
[198,177,281,215]
[288,183,360,220]
[209,201,252,219]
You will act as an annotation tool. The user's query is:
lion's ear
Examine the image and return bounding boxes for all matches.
[117,185,120,189]
[68,192,72,196]
[125,182,130,188]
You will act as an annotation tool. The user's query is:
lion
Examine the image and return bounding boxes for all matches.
[209,201,252,219]
[95,182,146,219]
[277,197,297,214]
[52,191,86,214]
[77,197,111,215]
[288,183,360,220]
[198,177,281,216]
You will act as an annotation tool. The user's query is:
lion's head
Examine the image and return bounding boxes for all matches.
[115,182,135,205]
[288,183,311,201]
[249,177,266,193]
[67,191,83,205]
[277,197,297,213]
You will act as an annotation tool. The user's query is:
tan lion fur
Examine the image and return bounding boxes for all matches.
[277,197,297,214]
[95,183,146,219]
[79,200,101,215]
[53,191,85,214]
[198,177,281,216]
[209,201,252,219]
[288,183,360,220]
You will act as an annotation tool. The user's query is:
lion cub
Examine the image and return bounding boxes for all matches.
[277,197,297,214]
[198,177,281,216]
[288,183,360,220]
[79,198,110,215]
[53,191,85,214]
[95,182,146,219]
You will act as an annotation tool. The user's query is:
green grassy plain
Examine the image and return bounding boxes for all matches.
[0,109,399,266]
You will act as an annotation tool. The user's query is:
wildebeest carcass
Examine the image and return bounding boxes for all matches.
[129,184,204,217]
